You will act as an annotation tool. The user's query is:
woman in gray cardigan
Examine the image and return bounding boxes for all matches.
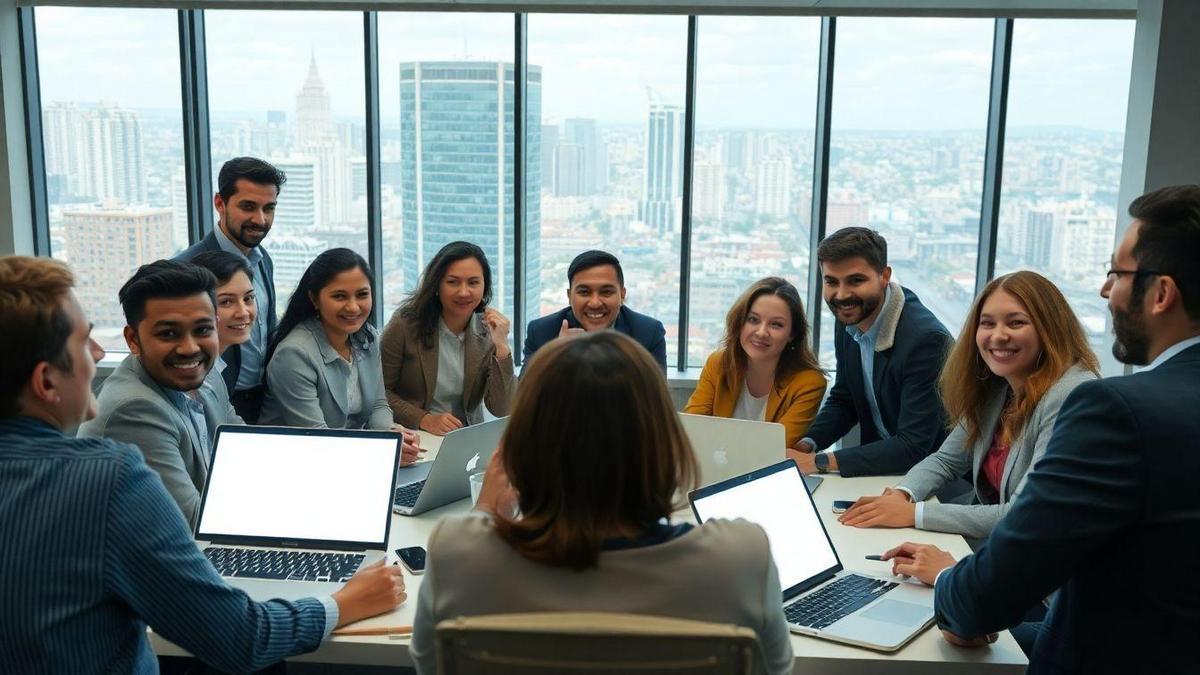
[259,249,420,463]
[839,271,1099,540]
[409,332,793,675]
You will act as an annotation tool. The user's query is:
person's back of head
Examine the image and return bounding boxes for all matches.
[1127,185,1200,325]
[494,331,697,570]
[0,256,80,420]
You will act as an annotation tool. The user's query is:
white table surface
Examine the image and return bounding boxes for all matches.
[154,432,1027,673]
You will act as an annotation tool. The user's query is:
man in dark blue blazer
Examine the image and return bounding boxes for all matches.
[175,157,284,422]
[791,228,952,477]
[523,250,667,372]
[883,185,1200,673]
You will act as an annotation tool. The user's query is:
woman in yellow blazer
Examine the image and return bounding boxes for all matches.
[686,277,826,448]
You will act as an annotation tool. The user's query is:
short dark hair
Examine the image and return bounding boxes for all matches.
[1128,185,1200,321]
[119,260,217,328]
[0,256,76,417]
[568,250,623,287]
[189,250,252,286]
[816,227,888,273]
[217,157,287,204]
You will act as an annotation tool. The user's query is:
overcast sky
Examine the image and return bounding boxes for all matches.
[34,8,1133,132]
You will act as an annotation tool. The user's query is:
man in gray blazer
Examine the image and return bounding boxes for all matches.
[79,260,240,528]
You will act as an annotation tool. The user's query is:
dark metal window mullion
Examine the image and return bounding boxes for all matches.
[18,7,50,257]
[513,13,528,366]
[178,9,213,246]
[806,17,837,353]
[677,15,699,372]
[364,11,384,326]
[975,17,1014,295]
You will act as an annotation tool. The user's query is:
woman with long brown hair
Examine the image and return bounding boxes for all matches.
[839,271,1099,539]
[685,277,827,448]
[409,332,793,675]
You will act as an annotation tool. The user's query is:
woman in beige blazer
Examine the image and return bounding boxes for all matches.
[381,241,515,435]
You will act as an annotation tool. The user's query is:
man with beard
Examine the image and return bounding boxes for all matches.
[80,260,241,528]
[879,185,1200,673]
[790,227,952,477]
[176,157,284,422]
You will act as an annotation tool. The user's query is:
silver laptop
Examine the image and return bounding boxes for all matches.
[195,425,400,601]
[393,417,507,516]
[689,460,934,652]
[679,413,822,493]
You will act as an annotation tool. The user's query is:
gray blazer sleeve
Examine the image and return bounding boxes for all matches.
[758,544,795,675]
[918,371,1090,539]
[264,343,331,429]
[896,422,973,502]
[100,398,202,528]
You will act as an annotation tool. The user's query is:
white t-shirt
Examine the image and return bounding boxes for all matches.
[732,381,769,422]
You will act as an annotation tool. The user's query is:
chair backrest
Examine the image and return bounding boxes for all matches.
[435,611,759,675]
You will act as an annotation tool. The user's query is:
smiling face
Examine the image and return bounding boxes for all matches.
[821,256,891,329]
[214,179,278,251]
[975,288,1042,386]
[439,257,485,324]
[126,293,218,392]
[313,267,373,337]
[739,294,793,366]
[568,264,626,332]
[214,270,256,349]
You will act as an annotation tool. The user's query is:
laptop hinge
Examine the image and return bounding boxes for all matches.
[785,569,838,601]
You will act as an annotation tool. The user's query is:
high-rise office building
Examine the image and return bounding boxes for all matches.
[270,235,329,310]
[755,158,793,219]
[397,61,542,314]
[640,103,683,235]
[43,101,146,204]
[562,118,606,195]
[540,123,559,194]
[272,158,318,232]
[554,143,586,197]
[63,204,173,327]
[294,55,349,227]
[692,159,725,222]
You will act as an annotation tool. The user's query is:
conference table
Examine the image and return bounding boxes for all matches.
[153,431,1028,674]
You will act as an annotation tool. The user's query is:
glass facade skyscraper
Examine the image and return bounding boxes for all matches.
[398,61,542,317]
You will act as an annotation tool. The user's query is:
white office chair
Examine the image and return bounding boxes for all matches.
[435,611,759,675]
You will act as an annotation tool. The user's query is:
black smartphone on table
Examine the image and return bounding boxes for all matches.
[832,500,856,514]
[395,546,426,575]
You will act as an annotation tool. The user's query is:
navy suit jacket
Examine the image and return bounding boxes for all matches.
[175,230,277,336]
[935,342,1200,674]
[805,286,953,476]
[524,306,667,372]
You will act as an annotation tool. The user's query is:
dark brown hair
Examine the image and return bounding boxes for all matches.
[493,331,698,570]
[1128,185,1200,321]
[816,226,888,273]
[720,277,821,391]
[0,256,76,417]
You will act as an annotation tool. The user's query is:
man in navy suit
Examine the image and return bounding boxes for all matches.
[883,185,1200,673]
[791,227,953,477]
[176,157,285,422]
[523,250,667,372]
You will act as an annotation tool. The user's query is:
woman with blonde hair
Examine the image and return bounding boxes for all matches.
[839,270,1099,539]
[409,332,793,675]
[685,277,826,448]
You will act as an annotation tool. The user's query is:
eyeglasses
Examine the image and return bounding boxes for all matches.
[1104,266,1165,282]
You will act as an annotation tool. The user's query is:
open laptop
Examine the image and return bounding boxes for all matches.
[393,417,507,516]
[689,460,934,652]
[195,425,400,601]
[679,413,822,493]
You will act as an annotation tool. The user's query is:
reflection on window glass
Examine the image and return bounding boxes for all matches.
[206,11,366,315]
[996,19,1134,375]
[36,7,183,352]
[689,16,820,367]
[528,14,687,363]
[823,18,992,367]
[377,13,520,322]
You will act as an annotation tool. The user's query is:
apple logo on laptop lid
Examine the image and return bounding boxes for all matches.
[465,452,482,473]
[713,448,729,465]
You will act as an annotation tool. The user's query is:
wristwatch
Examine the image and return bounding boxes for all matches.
[814,453,830,474]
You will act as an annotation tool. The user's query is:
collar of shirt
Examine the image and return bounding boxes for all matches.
[0,415,63,439]
[215,225,264,266]
[162,387,205,417]
[1143,335,1200,371]
[214,356,227,374]
[845,285,892,346]
[439,316,469,343]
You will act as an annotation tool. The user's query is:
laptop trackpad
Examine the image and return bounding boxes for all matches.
[860,599,929,626]
[396,461,433,484]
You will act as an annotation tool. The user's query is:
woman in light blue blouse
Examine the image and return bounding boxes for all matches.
[260,248,419,463]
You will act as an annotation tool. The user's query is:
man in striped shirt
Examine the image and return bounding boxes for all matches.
[0,256,406,673]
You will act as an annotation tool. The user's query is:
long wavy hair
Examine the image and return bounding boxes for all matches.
[493,332,698,571]
[941,271,1099,448]
[719,277,821,391]
[398,241,492,350]
[264,248,375,368]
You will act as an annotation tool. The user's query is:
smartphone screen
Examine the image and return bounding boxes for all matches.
[831,500,855,514]
[395,546,426,574]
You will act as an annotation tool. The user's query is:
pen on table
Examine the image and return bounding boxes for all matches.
[865,554,884,561]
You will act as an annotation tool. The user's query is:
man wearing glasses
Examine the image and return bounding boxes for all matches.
[878,185,1200,673]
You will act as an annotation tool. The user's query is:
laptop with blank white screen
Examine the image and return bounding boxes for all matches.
[195,425,400,601]
[678,413,822,493]
[689,460,934,652]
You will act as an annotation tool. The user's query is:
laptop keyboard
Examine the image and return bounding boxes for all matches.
[785,574,898,630]
[204,546,364,582]
[394,479,426,508]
